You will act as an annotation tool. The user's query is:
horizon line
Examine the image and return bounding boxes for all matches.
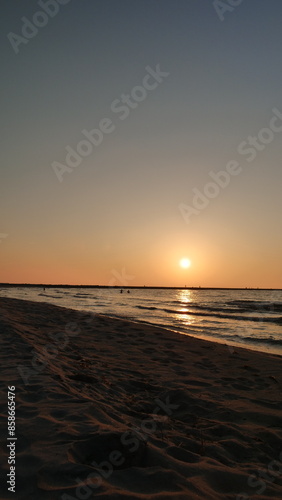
[0,283,281,291]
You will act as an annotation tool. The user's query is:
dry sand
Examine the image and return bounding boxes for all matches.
[0,297,282,499]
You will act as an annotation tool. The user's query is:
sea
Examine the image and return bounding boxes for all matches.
[1,287,281,356]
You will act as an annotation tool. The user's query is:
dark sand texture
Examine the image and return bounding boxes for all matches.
[0,297,281,499]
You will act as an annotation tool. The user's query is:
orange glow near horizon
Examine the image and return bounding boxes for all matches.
[0,237,281,288]
[0,211,281,288]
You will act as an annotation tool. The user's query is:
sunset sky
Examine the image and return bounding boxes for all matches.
[1,0,282,287]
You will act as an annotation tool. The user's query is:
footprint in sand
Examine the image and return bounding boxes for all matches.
[68,431,147,469]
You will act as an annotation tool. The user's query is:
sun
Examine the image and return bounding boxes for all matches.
[179,258,191,269]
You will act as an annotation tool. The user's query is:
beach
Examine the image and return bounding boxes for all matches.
[0,297,282,499]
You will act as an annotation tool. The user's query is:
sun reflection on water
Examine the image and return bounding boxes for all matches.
[174,290,195,325]
[177,289,192,304]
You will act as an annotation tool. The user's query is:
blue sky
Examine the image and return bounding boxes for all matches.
[1,0,282,286]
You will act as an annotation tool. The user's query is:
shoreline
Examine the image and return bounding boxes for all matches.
[1,297,282,499]
[1,293,281,357]
[97,314,282,358]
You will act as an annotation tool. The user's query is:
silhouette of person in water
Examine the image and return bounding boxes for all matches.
[120,289,123,293]
[127,290,130,293]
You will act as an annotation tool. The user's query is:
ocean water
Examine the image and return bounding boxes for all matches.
[1,287,281,356]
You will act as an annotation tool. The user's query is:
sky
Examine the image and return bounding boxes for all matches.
[1,0,282,288]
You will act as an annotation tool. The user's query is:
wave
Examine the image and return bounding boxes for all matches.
[135,304,282,325]
[167,307,282,324]
[244,336,282,346]
[173,302,239,314]
[227,300,282,313]
[173,300,282,316]
[38,293,62,299]
[203,331,282,347]
[135,305,158,311]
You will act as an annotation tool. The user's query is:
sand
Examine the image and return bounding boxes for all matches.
[0,297,282,500]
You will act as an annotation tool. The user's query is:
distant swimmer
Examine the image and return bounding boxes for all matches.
[127,290,130,293]
[120,289,123,293]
